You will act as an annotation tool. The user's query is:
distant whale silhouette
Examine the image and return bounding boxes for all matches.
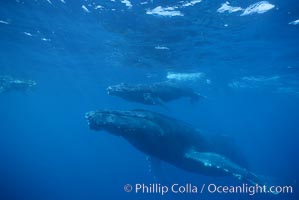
[85,109,261,184]
[0,76,36,94]
[106,81,204,106]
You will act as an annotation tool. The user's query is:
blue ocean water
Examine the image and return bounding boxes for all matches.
[0,0,298,199]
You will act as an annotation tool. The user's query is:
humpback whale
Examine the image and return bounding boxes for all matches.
[106,81,204,106]
[85,109,261,184]
[0,76,36,94]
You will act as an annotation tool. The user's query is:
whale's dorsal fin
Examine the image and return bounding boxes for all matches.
[184,150,261,185]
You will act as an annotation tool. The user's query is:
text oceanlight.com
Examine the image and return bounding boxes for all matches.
[123,183,293,196]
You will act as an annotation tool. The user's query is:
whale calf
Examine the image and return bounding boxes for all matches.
[85,109,261,184]
[0,76,36,94]
[106,81,204,106]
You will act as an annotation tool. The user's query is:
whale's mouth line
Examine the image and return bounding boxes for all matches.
[85,110,143,130]
[106,83,134,95]
[85,110,152,137]
[106,85,123,93]
[85,110,155,134]
[86,110,148,118]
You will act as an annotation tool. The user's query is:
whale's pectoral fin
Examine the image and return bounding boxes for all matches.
[147,156,164,182]
[143,93,156,104]
[189,93,205,104]
[207,134,249,168]
[143,93,164,106]
[0,86,4,93]
[185,150,261,185]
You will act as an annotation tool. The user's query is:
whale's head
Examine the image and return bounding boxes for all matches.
[12,79,37,90]
[85,110,161,137]
[106,83,131,97]
[0,76,37,92]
